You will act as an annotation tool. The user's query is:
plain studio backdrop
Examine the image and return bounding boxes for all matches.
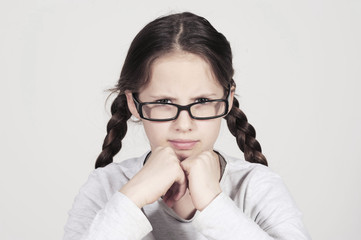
[1,0,360,239]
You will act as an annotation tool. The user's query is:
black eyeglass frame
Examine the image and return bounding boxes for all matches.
[132,88,231,121]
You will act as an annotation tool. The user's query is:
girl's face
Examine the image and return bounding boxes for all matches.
[126,52,233,160]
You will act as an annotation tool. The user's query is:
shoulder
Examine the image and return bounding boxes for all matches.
[79,152,148,198]
[221,152,293,205]
[221,153,301,226]
[222,152,281,184]
[93,152,147,180]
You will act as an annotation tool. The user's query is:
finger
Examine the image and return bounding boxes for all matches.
[163,188,173,202]
[180,157,192,177]
[174,171,188,201]
[163,189,176,208]
[163,183,179,207]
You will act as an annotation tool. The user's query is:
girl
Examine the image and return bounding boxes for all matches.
[64,12,310,240]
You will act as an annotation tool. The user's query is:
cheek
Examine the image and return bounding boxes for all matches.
[199,119,222,144]
[142,119,222,150]
[142,122,170,148]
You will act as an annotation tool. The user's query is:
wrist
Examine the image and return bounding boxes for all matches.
[197,188,222,211]
[119,184,146,208]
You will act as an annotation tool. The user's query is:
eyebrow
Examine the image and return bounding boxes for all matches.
[147,95,177,101]
[191,93,219,99]
[147,92,220,101]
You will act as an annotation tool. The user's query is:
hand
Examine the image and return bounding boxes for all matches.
[119,147,187,208]
[181,151,222,211]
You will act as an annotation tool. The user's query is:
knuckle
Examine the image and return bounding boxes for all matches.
[153,146,165,153]
[180,161,187,169]
[163,146,174,153]
[204,151,213,158]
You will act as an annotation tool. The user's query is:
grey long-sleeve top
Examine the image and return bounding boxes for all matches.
[63,152,311,240]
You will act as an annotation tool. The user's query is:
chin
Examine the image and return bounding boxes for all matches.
[174,148,200,161]
[174,151,190,161]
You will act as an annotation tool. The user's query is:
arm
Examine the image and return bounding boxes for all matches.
[64,147,186,240]
[193,166,311,240]
[63,170,152,240]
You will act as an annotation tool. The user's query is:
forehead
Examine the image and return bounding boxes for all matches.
[140,52,223,97]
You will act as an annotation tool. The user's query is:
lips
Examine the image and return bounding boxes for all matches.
[168,139,199,150]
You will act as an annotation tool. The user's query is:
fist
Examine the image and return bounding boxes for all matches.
[181,151,222,210]
[120,147,187,208]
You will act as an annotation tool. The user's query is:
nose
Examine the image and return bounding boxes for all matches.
[173,109,194,132]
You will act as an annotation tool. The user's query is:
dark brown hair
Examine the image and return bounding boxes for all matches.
[95,12,267,168]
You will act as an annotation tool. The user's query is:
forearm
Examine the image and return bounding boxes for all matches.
[193,192,310,240]
[64,192,152,240]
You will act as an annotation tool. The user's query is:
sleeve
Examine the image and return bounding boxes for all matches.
[63,170,153,240]
[193,167,311,240]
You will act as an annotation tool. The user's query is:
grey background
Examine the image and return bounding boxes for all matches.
[1,0,360,239]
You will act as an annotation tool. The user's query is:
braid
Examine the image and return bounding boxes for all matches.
[95,94,131,168]
[225,97,268,166]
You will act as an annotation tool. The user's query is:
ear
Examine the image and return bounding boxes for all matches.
[227,86,236,113]
[125,91,141,119]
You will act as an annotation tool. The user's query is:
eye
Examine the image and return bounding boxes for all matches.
[195,98,210,103]
[156,99,172,104]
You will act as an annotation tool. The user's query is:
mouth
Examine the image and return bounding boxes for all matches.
[168,139,199,150]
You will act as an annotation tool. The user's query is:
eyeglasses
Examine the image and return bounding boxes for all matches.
[132,90,230,121]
